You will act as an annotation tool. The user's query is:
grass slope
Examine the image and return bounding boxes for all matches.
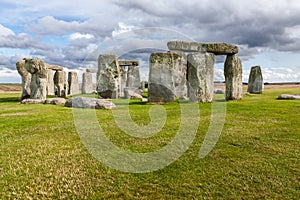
[0,87,299,199]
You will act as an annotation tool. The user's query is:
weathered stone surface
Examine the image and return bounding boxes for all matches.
[21,98,45,104]
[118,60,139,66]
[65,97,116,109]
[44,98,66,105]
[119,66,127,98]
[24,58,47,100]
[124,87,143,99]
[46,69,55,95]
[148,52,176,102]
[277,94,300,100]
[54,71,67,97]
[187,52,215,102]
[45,63,63,71]
[97,54,120,98]
[214,88,225,94]
[86,68,97,73]
[126,64,141,89]
[172,51,188,99]
[167,41,238,55]
[82,72,94,94]
[68,72,80,95]
[16,60,31,100]
[247,66,264,94]
[224,55,243,100]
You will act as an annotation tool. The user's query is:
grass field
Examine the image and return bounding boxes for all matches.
[0,87,299,199]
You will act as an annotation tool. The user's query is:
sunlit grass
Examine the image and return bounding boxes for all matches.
[0,87,299,199]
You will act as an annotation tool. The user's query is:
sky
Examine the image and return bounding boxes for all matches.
[0,0,300,83]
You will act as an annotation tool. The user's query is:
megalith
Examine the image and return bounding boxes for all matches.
[97,54,120,98]
[224,54,243,100]
[126,62,141,89]
[24,58,47,100]
[247,66,264,94]
[171,51,188,99]
[82,72,93,94]
[16,60,31,100]
[68,71,80,95]
[148,52,176,102]
[54,71,67,97]
[187,52,215,102]
[46,69,55,95]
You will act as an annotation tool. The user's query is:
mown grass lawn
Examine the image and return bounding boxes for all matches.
[0,87,299,199]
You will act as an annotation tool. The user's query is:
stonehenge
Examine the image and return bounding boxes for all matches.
[16,40,243,104]
[247,66,264,94]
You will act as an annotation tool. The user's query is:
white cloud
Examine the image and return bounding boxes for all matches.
[70,33,94,40]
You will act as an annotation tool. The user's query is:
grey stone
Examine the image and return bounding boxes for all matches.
[44,63,64,71]
[124,87,143,99]
[16,60,31,100]
[167,41,238,55]
[97,54,120,98]
[24,58,47,100]
[46,69,55,95]
[172,51,188,99]
[277,94,300,100]
[247,66,264,94]
[86,68,98,73]
[68,71,80,95]
[82,72,94,94]
[148,52,176,102]
[119,60,139,66]
[224,55,243,100]
[187,52,215,102]
[21,98,45,104]
[54,71,67,97]
[214,88,225,94]
[119,66,127,98]
[44,98,66,105]
[65,97,116,109]
[126,64,141,89]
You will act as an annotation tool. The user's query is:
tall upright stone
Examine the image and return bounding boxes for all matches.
[187,52,215,102]
[126,63,141,89]
[68,71,80,95]
[82,72,93,94]
[247,66,264,94]
[119,66,127,98]
[97,54,120,98]
[224,54,243,100]
[46,69,55,95]
[172,51,188,99]
[24,58,47,100]
[54,71,67,97]
[16,60,31,100]
[148,52,176,102]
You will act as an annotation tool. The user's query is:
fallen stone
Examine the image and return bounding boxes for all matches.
[21,99,45,104]
[65,97,116,109]
[247,66,264,94]
[124,87,143,99]
[214,88,225,94]
[167,41,238,55]
[44,98,66,105]
[277,94,300,100]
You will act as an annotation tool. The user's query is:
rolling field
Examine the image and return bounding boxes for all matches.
[0,85,299,199]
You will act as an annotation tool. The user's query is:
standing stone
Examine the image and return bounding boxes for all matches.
[16,60,31,100]
[247,66,264,94]
[119,66,127,98]
[68,71,80,95]
[54,71,67,97]
[187,52,215,102]
[24,58,47,100]
[126,64,141,89]
[224,55,243,100]
[172,51,188,99]
[46,69,55,95]
[148,52,176,102]
[97,54,120,98]
[82,72,93,94]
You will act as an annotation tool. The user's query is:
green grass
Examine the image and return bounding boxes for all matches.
[0,87,299,199]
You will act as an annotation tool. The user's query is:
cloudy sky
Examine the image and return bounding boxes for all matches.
[1,0,300,83]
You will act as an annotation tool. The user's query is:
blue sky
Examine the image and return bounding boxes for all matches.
[0,0,300,83]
